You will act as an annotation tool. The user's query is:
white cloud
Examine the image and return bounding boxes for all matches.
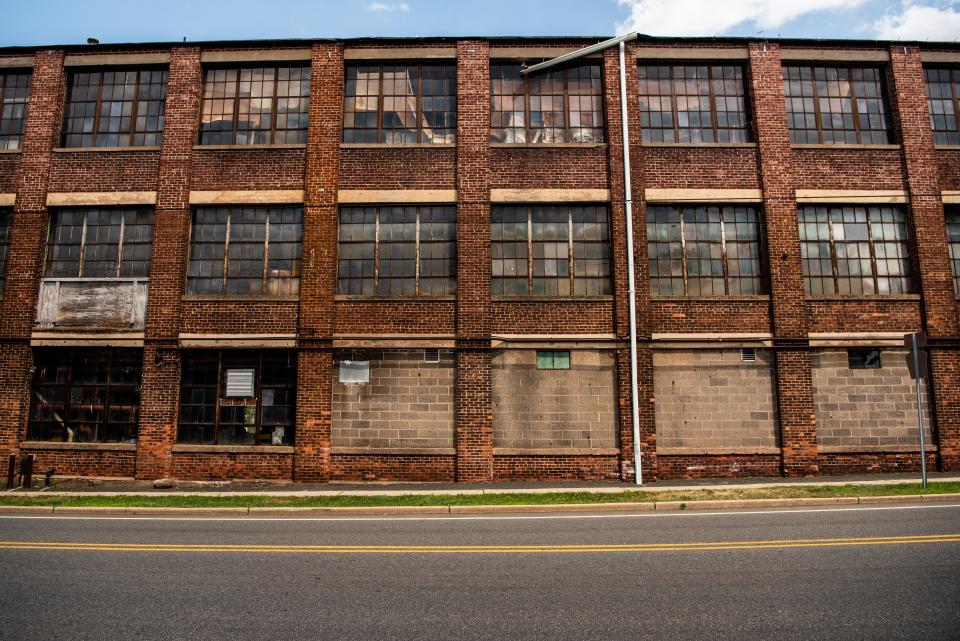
[365,2,410,12]
[873,2,960,40]
[615,0,867,37]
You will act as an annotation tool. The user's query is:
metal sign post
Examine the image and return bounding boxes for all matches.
[904,332,928,488]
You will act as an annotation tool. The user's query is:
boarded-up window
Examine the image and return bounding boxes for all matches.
[178,351,296,446]
[45,209,154,278]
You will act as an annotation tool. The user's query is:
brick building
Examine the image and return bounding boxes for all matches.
[0,35,958,483]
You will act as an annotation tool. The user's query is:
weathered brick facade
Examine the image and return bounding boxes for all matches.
[0,35,958,483]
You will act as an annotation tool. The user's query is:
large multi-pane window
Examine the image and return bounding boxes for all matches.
[0,210,10,292]
[28,349,142,443]
[647,205,764,296]
[637,65,751,143]
[343,64,456,144]
[0,72,30,150]
[61,69,167,147]
[799,206,913,295]
[947,209,960,294]
[783,66,892,145]
[492,205,610,296]
[338,205,455,296]
[199,66,310,145]
[490,64,604,143]
[45,209,153,278]
[187,206,302,296]
[178,351,296,446]
[925,68,960,146]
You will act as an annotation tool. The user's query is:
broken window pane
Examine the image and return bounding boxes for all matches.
[45,208,154,279]
[0,72,31,150]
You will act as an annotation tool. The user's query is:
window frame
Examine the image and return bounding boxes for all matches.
[490,61,605,144]
[28,349,142,444]
[43,208,154,280]
[0,209,10,293]
[0,71,31,151]
[925,66,960,146]
[177,350,297,447]
[946,208,960,295]
[646,204,767,297]
[336,205,457,298]
[636,62,753,144]
[61,67,168,148]
[491,204,612,297]
[798,205,914,296]
[342,62,457,144]
[848,348,882,369]
[536,350,571,370]
[198,64,311,146]
[783,64,893,145]
[186,206,303,298]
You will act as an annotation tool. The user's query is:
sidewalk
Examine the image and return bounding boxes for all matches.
[10,471,960,497]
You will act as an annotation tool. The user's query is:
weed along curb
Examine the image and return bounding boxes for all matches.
[0,493,957,517]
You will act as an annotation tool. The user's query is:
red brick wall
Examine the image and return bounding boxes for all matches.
[334,300,456,334]
[806,299,923,333]
[339,148,455,189]
[937,150,960,190]
[0,155,19,192]
[490,301,614,334]
[48,150,160,192]
[330,453,456,482]
[657,454,782,479]
[489,147,609,189]
[21,447,136,478]
[180,301,300,335]
[642,147,761,189]
[791,148,906,191]
[190,148,306,191]
[651,300,772,333]
[493,454,620,481]
[171,451,294,480]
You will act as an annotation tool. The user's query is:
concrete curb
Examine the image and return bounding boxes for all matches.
[0,493,957,517]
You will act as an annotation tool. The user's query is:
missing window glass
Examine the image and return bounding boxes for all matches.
[848,349,882,369]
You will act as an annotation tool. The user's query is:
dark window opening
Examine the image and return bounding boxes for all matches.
[0,72,31,150]
[848,348,882,369]
[62,69,167,147]
[925,67,960,146]
[45,208,154,279]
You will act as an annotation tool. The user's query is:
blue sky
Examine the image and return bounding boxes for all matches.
[1,0,958,46]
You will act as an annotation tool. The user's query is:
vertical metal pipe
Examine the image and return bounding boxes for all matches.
[912,335,927,488]
[619,41,642,485]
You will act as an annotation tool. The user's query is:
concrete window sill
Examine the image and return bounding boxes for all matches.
[491,142,607,149]
[791,144,901,150]
[20,441,136,451]
[933,145,960,151]
[642,142,757,149]
[334,295,456,302]
[193,144,306,151]
[171,445,295,454]
[339,143,455,149]
[492,295,613,303]
[651,295,771,302]
[331,447,456,456]
[53,146,161,153]
[657,447,781,456]
[0,149,22,154]
[493,448,619,456]
[807,294,922,301]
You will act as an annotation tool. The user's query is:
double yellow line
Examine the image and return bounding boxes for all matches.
[0,533,958,554]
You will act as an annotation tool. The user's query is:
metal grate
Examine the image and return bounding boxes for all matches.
[424,348,440,363]
[224,369,256,397]
[740,348,757,362]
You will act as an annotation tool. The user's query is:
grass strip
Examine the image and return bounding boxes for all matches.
[0,481,957,509]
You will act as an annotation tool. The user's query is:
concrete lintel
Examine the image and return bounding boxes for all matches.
[490,47,601,60]
[172,444,295,454]
[493,448,620,456]
[809,332,908,347]
[0,193,15,207]
[490,188,610,203]
[920,51,960,64]
[333,337,456,348]
[64,52,170,67]
[780,48,889,63]
[0,56,35,69]
[344,47,457,60]
[30,332,145,347]
[635,46,749,60]
[200,49,312,63]
[47,191,157,207]
[796,189,909,204]
[652,332,773,341]
[644,188,763,203]
[331,447,457,456]
[338,189,456,204]
[189,190,304,205]
[178,334,297,348]
[943,191,960,204]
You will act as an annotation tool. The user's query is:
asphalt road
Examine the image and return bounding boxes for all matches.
[0,501,958,641]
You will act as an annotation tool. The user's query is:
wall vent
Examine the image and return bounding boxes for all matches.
[224,368,256,397]
[740,348,757,362]
[424,348,440,363]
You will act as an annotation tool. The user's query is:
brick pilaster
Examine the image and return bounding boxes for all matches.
[454,41,493,481]
[294,43,343,481]
[749,42,818,475]
[136,46,200,479]
[0,50,64,460]
[607,45,656,481]
[889,46,960,470]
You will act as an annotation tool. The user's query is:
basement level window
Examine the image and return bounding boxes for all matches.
[848,349,882,369]
[536,350,570,370]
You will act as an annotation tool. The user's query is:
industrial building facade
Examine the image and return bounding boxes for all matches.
[0,36,958,483]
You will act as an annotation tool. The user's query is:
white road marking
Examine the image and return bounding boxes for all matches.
[0,503,957,523]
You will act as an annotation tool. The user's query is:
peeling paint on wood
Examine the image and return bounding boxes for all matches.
[35,279,148,330]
